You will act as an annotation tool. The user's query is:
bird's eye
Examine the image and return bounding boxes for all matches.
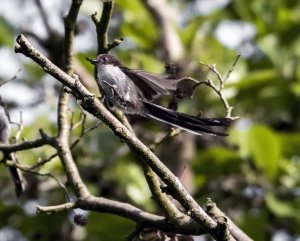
[102,56,108,63]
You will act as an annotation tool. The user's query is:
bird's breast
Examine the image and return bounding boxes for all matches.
[96,64,142,114]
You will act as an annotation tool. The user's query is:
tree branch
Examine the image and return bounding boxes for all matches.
[200,53,241,119]
[76,196,203,235]
[91,0,115,54]
[206,199,253,241]
[64,0,84,73]
[14,34,238,240]
[92,2,188,227]
[0,137,48,153]
[37,202,76,214]
[142,164,196,229]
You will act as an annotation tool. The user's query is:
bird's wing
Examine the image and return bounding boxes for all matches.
[122,68,185,101]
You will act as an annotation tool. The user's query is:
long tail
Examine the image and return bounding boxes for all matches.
[7,154,25,198]
[143,101,231,136]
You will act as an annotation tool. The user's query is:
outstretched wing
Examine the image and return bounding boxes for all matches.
[122,67,191,101]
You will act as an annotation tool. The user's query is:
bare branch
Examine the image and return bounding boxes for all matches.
[76,196,203,235]
[34,0,53,36]
[107,37,124,52]
[223,53,241,87]
[15,35,238,240]
[206,199,253,241]
[0,138,49,153]
[13,111,23,144]
[142,164,196,229]
[0,69,21,87]
[55,89,90,198]
[91,0,115,54]
[30,120,101,170]
[64,0,84,74]
[149,128,182,151]
[200,54,241,120]
[5,160,71,201]
[37,202,76,214]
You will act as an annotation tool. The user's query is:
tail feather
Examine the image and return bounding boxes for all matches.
[7,154,25,198]
[143,101,231,136]
[9,166,25,198]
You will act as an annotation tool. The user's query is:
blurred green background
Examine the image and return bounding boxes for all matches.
[0,0,300,240]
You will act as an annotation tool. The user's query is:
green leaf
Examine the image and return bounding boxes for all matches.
[116,0,157,48]
[266,193,300,219]
[87,213,135,241]
[227,69,277,90]
[107,161,153,208]
[248,125,281,181]
[193,147,241,186]
[180,16,205,48]
[0,17,14,47]
[238,209,267,241]
[279,132,300,158]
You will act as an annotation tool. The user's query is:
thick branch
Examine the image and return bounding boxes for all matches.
[15,35,237,240]
[64,0,84,73]
[142,164,194,228]
[54,89,89,198]
[76,196,202,235]
[53,0,89,199]
[206,199,253,241]
[92,2,187,227]
[91,0,115,54]
[0,138,48,153]
[36,194,204,235]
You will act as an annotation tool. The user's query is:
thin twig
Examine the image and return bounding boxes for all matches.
[200,53,241,119]
[30,120,101,170]
[149,128,182,151]
[37,202,76,214]
[0,140,49,154]
[5,160,71,201]
[34,0,53,36]
[14,111,23,144]
[107,37,124,52]
[0,69,21,87]
[223,53,241,87]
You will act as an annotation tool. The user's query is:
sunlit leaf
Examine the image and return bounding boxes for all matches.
[248,125,281,181]
[0,17,14,47]
[279,132,300,158]
[266,193,300,219]
[193,147,241,186]
[238,209,267,241]
[87,213,135,241]
[116,0,157,48]
[227,69,277,90]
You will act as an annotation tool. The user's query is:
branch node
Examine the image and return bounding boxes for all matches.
[91,11,99,24]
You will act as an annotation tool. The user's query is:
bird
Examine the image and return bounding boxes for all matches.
[90,54,231,136]
[0,97,25,198]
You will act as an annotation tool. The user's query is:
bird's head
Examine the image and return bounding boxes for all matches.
[90,54,122,67]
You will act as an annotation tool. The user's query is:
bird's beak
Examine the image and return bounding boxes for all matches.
[86,57,98,65]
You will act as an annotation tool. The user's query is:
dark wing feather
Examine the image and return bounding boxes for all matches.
[122,67,182,101]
